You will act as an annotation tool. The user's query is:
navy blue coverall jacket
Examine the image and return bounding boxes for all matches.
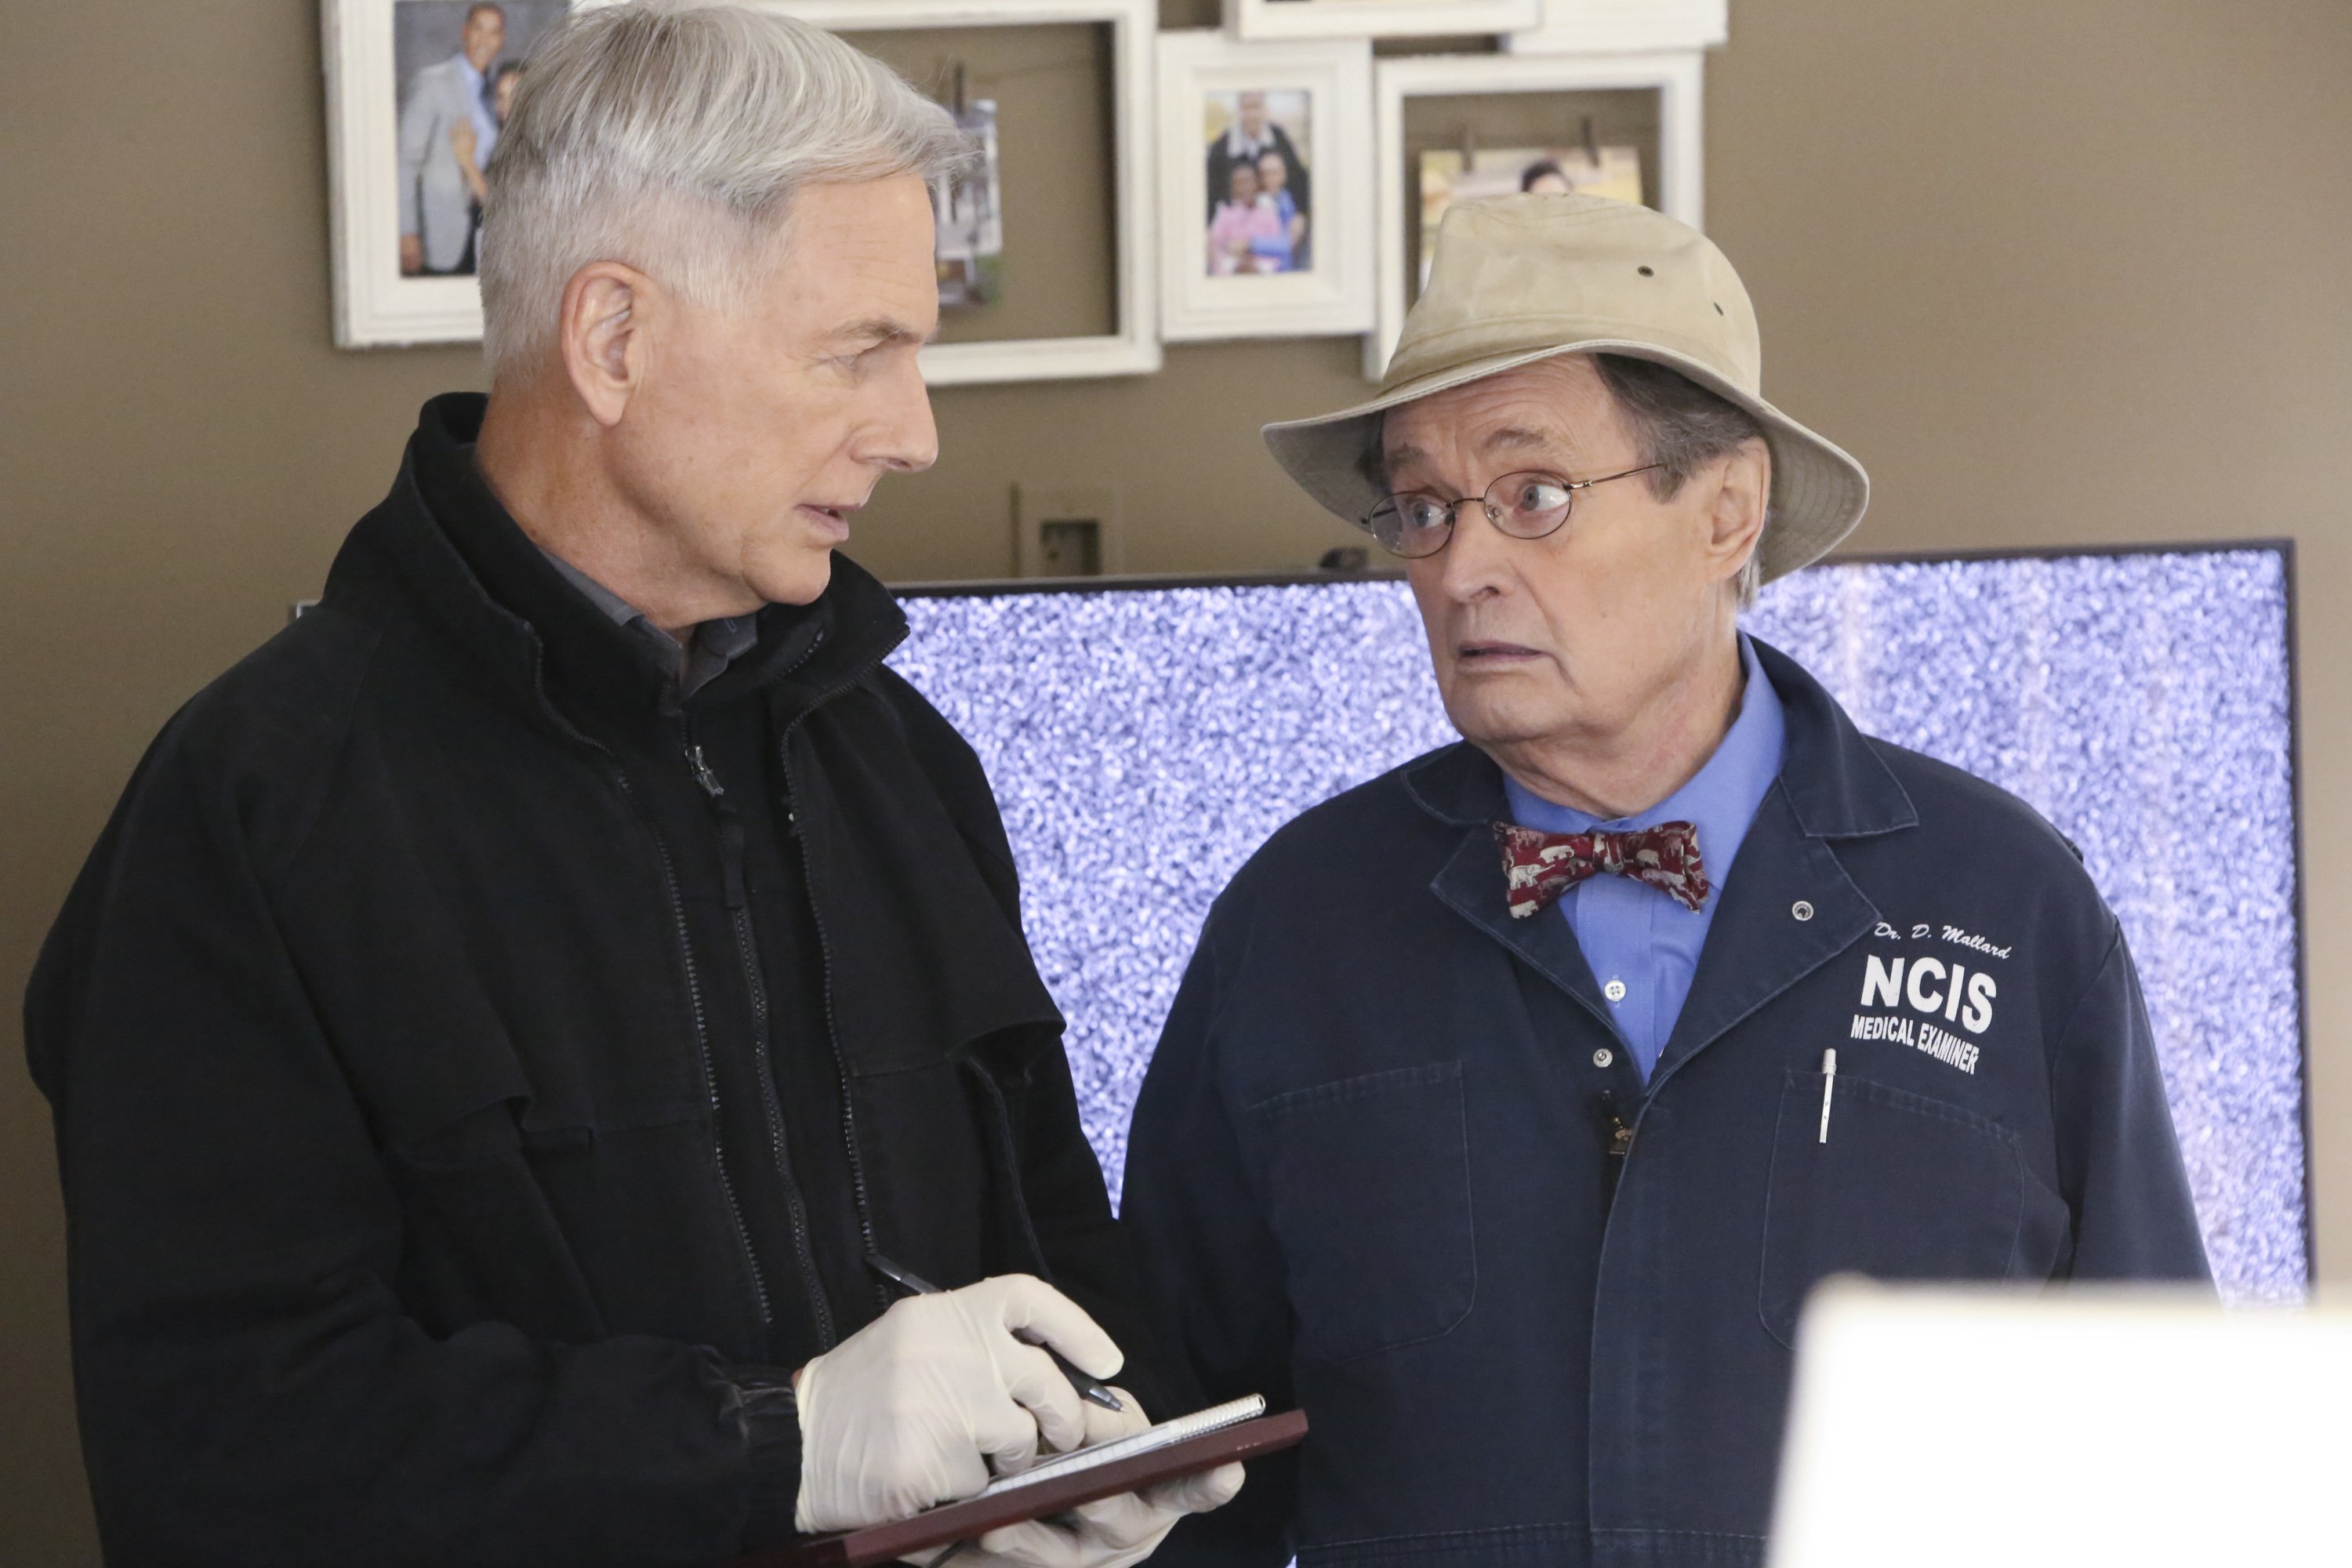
[1124,640,2210,1568]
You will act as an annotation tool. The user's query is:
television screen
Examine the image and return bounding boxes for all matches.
[890,545,2305,1301]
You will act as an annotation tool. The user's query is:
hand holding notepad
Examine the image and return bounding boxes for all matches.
[793,1275,1129,1536]
[750,1395,1305,1568]
[927,1396,1254,1568]
[981,1395,1264,1501]
[762,1268,1293,1568]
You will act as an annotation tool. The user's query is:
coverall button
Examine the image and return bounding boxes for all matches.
[1592,1047,1614,1069]
[1791,900,1815,922]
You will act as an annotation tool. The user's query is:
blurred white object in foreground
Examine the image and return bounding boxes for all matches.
[1770,1279,2348,1568]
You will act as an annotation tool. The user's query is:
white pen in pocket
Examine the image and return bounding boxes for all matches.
[1817,1048,1838,1144]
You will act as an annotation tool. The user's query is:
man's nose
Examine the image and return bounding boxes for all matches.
[1433,499,1513,601]
[865,361,940,474]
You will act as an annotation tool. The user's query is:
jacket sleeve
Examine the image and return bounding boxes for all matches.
[870,666,1192,1420]
[1007,1031,1197,1425]
[25,735,797,1567]
[2048,926,2212,1282]
[1121,902,1299,1568]
[395,70,437,237]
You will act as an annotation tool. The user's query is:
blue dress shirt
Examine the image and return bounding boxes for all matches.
[1501,634,1787,1077]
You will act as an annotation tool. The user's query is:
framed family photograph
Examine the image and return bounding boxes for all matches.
[325,0,579,347]
[1225,0,1541,42]
[785,0,1160,386]
[329,0,1159,382]
[1506,0,1729,54]
[1367,48,1706,379]
[931,95,1004,311]
[1417,140,1645,292]
[1156,31,1374,342]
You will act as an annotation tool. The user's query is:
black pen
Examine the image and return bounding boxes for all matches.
[866,1253,1126,1413]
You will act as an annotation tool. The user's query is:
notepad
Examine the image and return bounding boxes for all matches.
[978,1395,1269,1498]
[750,1402,1307,1566]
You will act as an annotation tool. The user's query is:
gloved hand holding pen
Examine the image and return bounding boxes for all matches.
[792,1274,1127,1534]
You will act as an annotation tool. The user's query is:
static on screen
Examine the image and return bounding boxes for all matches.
[890,546,2305,1302]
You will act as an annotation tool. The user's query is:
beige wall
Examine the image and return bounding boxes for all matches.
[5,0,2348,1558]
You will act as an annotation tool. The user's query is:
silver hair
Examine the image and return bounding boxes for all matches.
[1595,354,1775,607]
[478,2,971,377]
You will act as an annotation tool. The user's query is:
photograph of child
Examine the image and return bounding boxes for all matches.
[1204,89,1313,278]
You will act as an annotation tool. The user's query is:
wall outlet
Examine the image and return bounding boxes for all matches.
[1014,482,1123,579]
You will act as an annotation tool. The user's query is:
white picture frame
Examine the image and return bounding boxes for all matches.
[1366,48,1706,380]
[1156,31,1374,343]
[1507,0,1728,55]
[324,0,589,349]
[1225,0,1542,42]
[772,0,1160,386]
[326,0,1161,385]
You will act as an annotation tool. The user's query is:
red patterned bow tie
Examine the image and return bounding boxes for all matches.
[1494,820,1711,918]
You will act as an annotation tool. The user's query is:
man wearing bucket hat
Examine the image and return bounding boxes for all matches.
[1123,194,2210,1566]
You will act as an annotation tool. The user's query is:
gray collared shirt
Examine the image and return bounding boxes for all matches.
[537,546,760,699]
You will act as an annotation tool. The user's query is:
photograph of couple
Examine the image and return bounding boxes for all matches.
[1417,141,1645,289]
[1203,89,1313,278]
[393,1,562,278]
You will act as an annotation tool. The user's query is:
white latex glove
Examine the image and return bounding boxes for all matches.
[795,1275,1124,1534]
[908,1392,1247,1568]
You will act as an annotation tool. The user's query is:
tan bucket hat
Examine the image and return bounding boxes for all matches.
[1264,194,1869,582]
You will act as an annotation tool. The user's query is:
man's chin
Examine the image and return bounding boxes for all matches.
[1442,686,1576,753]
[750,547,835,608]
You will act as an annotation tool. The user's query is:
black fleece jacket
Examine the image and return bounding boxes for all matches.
[26,395,1164,1567]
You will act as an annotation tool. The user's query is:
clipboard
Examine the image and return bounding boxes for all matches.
[737,1407,1308,1568]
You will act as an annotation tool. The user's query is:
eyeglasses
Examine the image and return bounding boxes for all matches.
[1359,464,1664,559]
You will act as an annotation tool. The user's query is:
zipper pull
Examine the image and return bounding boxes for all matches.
[683,736,748,909]
[688,744,724,798]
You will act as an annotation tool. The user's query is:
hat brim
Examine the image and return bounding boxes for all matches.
[1263,340,1869,583]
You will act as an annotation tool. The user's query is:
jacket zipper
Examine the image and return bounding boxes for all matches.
[771,638,902,1317]
[607,764,775,1330]
[514,636,776,1333]
[686,725,837,1349]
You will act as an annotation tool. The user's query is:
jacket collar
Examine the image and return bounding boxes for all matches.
[1749,638,1918,840]
[321,394,909,739]
[1401,635,1916,840]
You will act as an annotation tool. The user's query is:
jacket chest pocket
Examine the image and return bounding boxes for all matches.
[1246,1061,1475,1363]
[1758,1072,2067,1348]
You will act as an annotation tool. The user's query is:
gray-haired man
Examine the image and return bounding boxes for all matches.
[28,8,1233,1565]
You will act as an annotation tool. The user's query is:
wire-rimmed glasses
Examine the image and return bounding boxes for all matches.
[1359,464,1664,559]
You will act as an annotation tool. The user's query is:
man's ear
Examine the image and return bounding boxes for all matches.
[557,261,657,428]
[1705,435,1772,578]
